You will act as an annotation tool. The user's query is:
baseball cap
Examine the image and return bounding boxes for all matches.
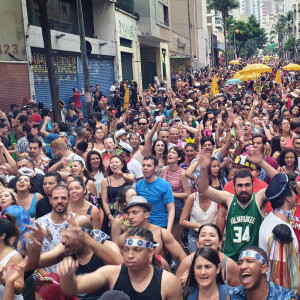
[125,196,152,212]
[98,291,130,300]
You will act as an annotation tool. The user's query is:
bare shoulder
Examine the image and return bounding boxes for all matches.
[161,270,182,298]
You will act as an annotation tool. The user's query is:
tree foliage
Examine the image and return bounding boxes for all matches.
[227,15,267,58]
[208,0,239,64]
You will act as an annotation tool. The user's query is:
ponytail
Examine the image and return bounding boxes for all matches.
[0,213,20,248]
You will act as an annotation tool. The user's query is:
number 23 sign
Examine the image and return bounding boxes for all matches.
[0,44,18,55]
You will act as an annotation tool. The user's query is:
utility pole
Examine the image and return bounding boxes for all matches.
[76,0,92,116]
[187,0,193,73]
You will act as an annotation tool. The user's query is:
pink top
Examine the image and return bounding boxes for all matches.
[162,166,183,193]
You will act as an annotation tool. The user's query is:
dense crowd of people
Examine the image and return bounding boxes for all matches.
[0,57,300,300]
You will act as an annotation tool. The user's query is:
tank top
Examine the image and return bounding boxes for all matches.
[114,264,163,300]
[107,177,127,206]
[162,166,183,193]
[189,193,218,231]
[223,193,263,262]
[0,250,23,300]
[76,253,105,299]
[27,193,38,218]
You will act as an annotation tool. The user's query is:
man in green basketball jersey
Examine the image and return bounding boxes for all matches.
[197,149,278,262]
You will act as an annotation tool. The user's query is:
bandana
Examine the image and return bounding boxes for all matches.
[18,167,35,177]
[239,250,267,265]
[124,238,159,249]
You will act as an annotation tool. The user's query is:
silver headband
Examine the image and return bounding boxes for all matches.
[239,250,267,265]
[124,238,159,249]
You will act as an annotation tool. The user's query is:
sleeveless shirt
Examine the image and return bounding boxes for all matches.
[76,253,105,300]
[0,250,23,300]
[113,264,163,300]
[223,193,263,262]
[189,192,218,231]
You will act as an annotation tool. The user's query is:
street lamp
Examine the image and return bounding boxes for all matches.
[234,29,239,60]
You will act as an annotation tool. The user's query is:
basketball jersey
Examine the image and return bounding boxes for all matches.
[223,193,263,262]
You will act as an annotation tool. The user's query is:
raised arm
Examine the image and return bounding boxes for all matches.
[58,256,110,296]
[197,152,230,207]
[162,229,187,262]
[141,119,161,157]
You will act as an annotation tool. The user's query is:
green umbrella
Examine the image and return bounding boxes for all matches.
[225,78,243,86]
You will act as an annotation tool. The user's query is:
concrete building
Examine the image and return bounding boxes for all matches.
[259,0,273,25]
[133,0,171,89]
[169,0,209,73]
[0,0,117,114]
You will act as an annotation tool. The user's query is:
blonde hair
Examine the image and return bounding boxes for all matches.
[50,139,67,150]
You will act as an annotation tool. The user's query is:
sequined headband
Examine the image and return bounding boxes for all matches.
[124,238,159,249]
[239,250,267,265]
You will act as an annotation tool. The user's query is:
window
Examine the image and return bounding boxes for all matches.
[120,38,132,48]
[163,5,169,26]
[27,0,94,37]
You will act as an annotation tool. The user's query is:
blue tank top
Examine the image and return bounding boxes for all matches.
[27,193,37,218]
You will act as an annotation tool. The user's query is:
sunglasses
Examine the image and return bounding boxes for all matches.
[138,123,147,125]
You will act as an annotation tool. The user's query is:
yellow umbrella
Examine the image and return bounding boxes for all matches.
[229,60,239,65]
[240,63,272,75]
[233,71,259,81]
[283,63,300,71]
[275,69,282,84]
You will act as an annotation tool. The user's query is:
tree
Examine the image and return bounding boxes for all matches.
[284,36,296,58]
[208,0,239,65]
[227,15,267,59]
[270,11,293,58]
[34,0,61,122]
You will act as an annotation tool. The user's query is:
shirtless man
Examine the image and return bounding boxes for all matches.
[118,196,186,263]
[58,227,183,300]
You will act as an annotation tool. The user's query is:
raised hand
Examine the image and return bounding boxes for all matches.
[246,146,264,165]
[197,152,212,169]
[57,256,79,278]
[26,222,49,244]
[5,257,28,283]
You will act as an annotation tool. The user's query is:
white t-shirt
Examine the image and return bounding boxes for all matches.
[259,212,299,256]
[127,157,143,189]
[94,170,104,196]
[36,212,75,273]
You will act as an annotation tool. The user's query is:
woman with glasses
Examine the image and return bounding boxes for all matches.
[101,156,134,227]
[278,149,299,174]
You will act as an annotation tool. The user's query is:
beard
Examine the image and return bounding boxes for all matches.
[236,192,252,204]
